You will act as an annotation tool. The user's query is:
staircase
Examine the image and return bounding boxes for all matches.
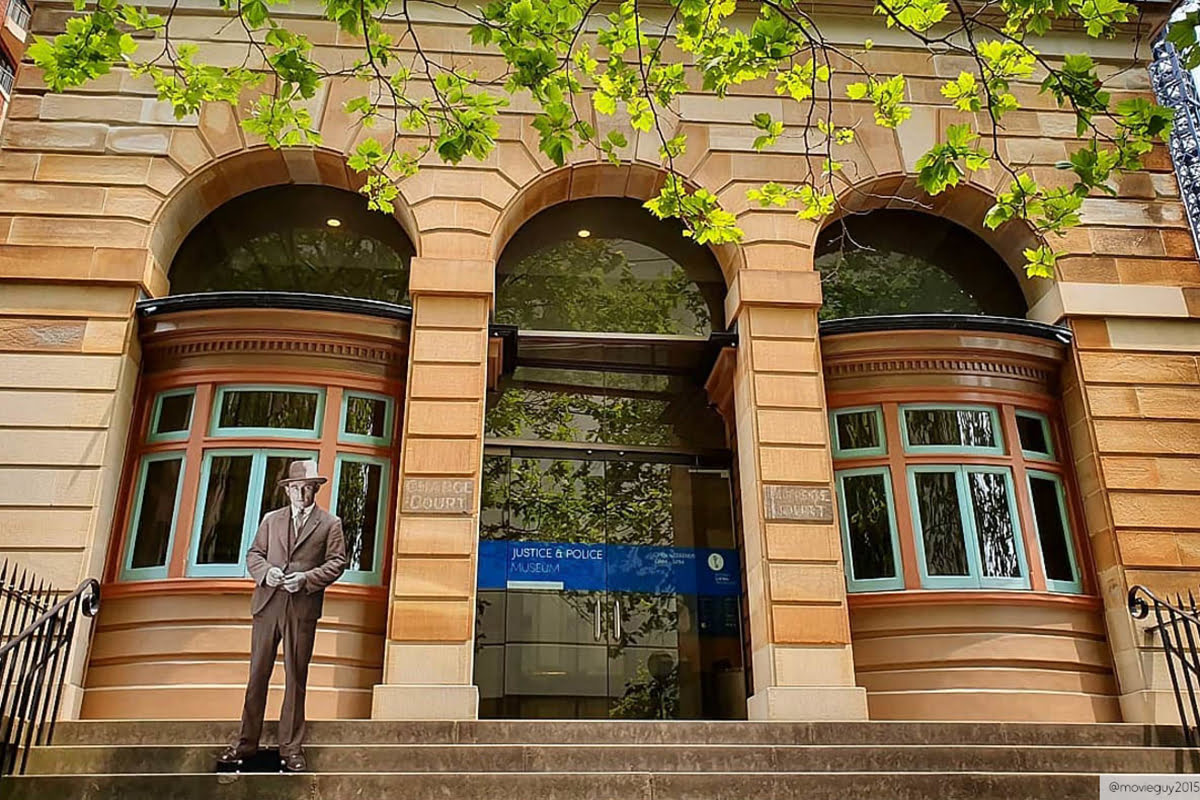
[4,719,1197,799]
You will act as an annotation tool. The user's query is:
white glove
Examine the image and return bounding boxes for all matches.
[265,566,285,587]
[283,571,307,593]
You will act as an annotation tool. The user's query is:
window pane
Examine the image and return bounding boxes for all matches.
[154,393,193,435]
[1030,476,1075,583]
[1017,415,1050,455]
[345,395,388,439]
[130,458,183,570]
[258,456,299,524]
[196,455,253,565]
[218,389,318,431]
[906,408,995,449]
[967,471,1021,579]
[842,473,896,580]
[836,411,879,452]
[914,471,969,576]
[336,460,383,573]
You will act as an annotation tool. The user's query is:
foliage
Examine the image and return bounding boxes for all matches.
[28,0,1178,277]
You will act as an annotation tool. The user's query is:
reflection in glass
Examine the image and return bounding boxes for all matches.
[218,389,318,432]
[197,455,253,565]
[507,458,605,544]
[1017,414,1050,456]
[345,395,388,439]
[836,410,879,452]
[129,457,183,569]
[154,393,193,436]
[906,408,995,449]
[914,471,969,576]
[257,456,298,523]
[336,460,382,572]
[842,473,896,581]
[1030,476,1076,583]
[967,471,1020,579]
[606,461,673,546]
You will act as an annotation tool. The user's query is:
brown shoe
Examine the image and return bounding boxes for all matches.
[217,744,254,764]
[280,751,307,772]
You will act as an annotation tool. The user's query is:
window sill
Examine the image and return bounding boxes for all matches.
[101,578,388,602]
[846,589,1100,612]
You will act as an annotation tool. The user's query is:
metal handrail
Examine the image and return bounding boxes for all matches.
[0,563,100,781]
[1130,585,1200,747]
[1150,36,1200,260]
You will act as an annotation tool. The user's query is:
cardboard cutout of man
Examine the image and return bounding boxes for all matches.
[218,459,347,772]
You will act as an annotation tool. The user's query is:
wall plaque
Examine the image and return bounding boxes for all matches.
[401,478,475,514]
[762,485,834,523]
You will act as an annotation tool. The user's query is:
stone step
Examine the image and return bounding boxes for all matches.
[21,742,1200,775]
[0,770,1115,800]
[48,720,1187,748]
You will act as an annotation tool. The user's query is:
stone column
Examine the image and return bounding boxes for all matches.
[371,256,492,720]
[726,269,868,721]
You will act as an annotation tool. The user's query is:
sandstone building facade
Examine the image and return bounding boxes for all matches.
[0,0,1195,726]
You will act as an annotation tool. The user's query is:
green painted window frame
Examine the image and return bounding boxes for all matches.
[331,454,390,585]
[899,403,1005,456]
[1026,469,1083,594]
[1015,410,1055,462]
[907,464,1030,590]
[121,452,186,581]
[209,384,326,439]
[835,467,904,592]
[338,390,395,446]
[187,447,318,578]
[830,406,887,458]
[147,388,195,443]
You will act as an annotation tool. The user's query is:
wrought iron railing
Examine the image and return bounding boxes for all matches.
[1150,35,1200,259]
[0,563,100,780]
[1129,585,1200,746]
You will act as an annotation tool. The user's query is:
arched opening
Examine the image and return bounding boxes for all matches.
[169,184,416,303]
[495,197,727,335]
[815,210,1028,320]
[476,197,745,721]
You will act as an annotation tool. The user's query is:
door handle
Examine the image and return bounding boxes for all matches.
[594,595,602,641]
[613,597,622,640]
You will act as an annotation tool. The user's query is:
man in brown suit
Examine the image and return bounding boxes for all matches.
[218,459,347,772]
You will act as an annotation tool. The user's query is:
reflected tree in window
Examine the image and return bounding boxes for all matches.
[967,471,1020,579]
[906,408,995,449]
[336,460,382,573]
[836,411,880,451]
[842,473,896,581]
[914,471,969,576]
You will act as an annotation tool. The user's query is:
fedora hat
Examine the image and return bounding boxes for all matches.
[278,459,328,486]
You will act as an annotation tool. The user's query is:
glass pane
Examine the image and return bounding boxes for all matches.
[913,471,969,576]
[1030,476,1075,583]
[218,389,318,431]
[345,395,388,439]
[196,455,253,565]
[337,460,383,573]
[257,456,304,524]
[906,408,995,449]
[129,458,183,570]
[967,471,1021,579]
[154,393,193,435]
[507,457,605,544]
[606,461,675,546]
[842,473,896,581]
[836,411,879,452]
[1017,415,1050,455]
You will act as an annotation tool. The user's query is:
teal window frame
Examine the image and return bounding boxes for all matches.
[835,467,904,592]
[900,403,1005,456]
[187,447,318,578]
[830,406,887,458]
[147,388,195,443]
[907,464,1030,590]
[1015,411,1055,461]
[338,390,395,446]
[120,452,186,581]
[209,384,325,440]
[331,454,390,585]
[1026,469,1083,594]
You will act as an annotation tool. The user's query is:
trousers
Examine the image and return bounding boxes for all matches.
[235,590,318,757]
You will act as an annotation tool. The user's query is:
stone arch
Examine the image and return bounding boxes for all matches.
[149,146,420,295]
[489,162,744,287]
[815,175,1049,309]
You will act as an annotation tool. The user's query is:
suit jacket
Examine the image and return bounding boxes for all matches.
[245,504,347,620]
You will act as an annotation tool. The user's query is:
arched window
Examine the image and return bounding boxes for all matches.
[495,198,726,335]
[815,210,1027,320]
[169,185,415,303]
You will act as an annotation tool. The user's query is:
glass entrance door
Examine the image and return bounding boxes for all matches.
[475,451,746,719]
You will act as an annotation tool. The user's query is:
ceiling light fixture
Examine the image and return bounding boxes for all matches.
[326,218,343,228]
[577,229,591,238]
